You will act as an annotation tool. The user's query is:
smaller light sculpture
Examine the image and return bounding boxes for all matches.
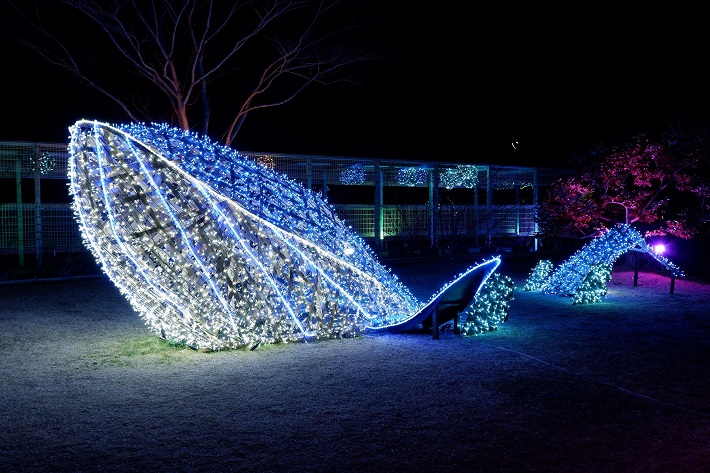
[68,120,503,350]
[439,165,479,189]
[571,263,612,305]
[28,151,56,174]
[396,166,428,187]
[540,224,683,303]
[256,155,275,169]
[460,274,514,335]
[523,259,554,291]
[339,164,366,185]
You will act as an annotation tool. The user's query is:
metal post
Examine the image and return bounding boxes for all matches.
[473,182,480,247]
[633,251,639,287]
[670,274,675,294]
[15,158,24,268]
[374,161,383,252]
[35,153,43,270]
[322,170,327,200]
[515,184,520,236]
[533,169,539,251]
[429,164,439,251]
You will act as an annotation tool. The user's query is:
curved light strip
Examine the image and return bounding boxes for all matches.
[367,256,501,331]
[68,120,503,350]
[121,137,240,332]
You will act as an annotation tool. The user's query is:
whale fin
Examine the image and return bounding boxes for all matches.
[388,256,501,333]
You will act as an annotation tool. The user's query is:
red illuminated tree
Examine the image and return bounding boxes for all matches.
[4,0,370,146]
[537,127,709,240]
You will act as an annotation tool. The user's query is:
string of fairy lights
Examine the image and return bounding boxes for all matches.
[494,180,532,190]
[339,164,482,188]
[339,164,366,185]
[28,151,56,174]
[460,274,514,335]
[571,263,612,305]
[438,165,480,189]
[523,260,553,291]
[68,120,506,350]
[523,224,684,304]
[396,166,428,187]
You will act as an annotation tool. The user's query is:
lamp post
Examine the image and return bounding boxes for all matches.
[606,201,639,285]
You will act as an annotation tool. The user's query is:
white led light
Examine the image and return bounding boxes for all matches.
[396,166,428,187]
[523,260,553,291]
[339,164,365,185]
[439,165,479,189]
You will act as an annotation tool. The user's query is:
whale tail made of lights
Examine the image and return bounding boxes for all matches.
[540,223,683,296]
[67,120,501,350]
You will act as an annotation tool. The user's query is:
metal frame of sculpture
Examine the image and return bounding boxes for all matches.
[68,120,502,350]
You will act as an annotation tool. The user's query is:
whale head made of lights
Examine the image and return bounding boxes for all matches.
[67,120,501,350]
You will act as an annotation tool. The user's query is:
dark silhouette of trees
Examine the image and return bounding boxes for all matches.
[4,0,371,146]
[537,126,710,240]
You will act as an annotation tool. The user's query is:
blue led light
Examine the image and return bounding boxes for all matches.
[339,164,365,185]
[397,166,428,187]
[572,263,612,305]
[439,165,479,189]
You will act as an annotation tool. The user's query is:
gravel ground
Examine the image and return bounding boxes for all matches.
[1,256,708,472]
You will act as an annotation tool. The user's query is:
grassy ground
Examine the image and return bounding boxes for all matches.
[0,255,708,472]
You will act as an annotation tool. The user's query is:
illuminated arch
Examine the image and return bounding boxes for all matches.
[540,224,683,298]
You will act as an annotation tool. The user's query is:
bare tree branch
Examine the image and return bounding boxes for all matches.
[3,0,373,145]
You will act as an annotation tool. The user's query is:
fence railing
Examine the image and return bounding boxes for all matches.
[1,139,566,272]
[0,203,85,255]
[334,204,537,243]
[0,202,536,254]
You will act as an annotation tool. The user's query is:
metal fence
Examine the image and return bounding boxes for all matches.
[0,203,84,254]
[334,204,536,241]
[0,140,571,270]
[1,141,88,271]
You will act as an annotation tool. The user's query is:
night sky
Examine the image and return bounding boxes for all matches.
[2,1,709,168]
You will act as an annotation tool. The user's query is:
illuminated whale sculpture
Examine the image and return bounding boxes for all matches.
[68,120,501,350]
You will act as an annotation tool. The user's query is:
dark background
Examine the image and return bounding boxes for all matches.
[2,1,710,168]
